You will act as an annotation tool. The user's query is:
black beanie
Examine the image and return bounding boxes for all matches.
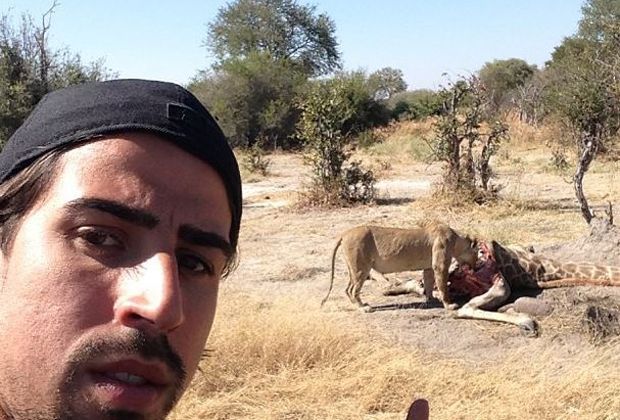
[0,79,242,249]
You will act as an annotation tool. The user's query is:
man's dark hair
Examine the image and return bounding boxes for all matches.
[0,149,64,254]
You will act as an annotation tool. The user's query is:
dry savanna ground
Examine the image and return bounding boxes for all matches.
[171,120,620,420]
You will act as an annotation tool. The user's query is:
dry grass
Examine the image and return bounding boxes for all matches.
[506,116,566,149]
[172,294,620,420]
[365,120,434,162]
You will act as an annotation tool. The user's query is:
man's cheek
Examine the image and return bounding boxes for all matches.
[174,300,217,375]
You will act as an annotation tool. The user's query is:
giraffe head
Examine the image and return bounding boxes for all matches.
[490,240,543,286]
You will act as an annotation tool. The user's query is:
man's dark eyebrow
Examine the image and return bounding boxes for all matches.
[64,198,159,229]
[179,225,233,258]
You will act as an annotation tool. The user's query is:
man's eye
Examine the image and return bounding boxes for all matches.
[77,228,123,248]
[177,253,214,276]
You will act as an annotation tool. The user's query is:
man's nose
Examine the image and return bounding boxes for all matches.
[114,252,184,333]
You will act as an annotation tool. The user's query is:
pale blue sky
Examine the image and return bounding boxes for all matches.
[3,0,584,90]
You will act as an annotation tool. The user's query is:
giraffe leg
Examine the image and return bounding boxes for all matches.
[382,278,425,296]
[457,306,538,336]
[381,269,435,297]
[456,276,538,336]
[369,269,391,283]
[537,277,620,288]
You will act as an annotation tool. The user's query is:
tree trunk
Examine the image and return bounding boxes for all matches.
[479,140,491,191]
[446,133,461,190]
[574,137,597,224]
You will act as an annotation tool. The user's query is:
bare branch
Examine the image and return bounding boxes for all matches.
[35,1,59,91]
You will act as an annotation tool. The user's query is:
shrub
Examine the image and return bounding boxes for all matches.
[387,89,442,121]
[342,160,375,204]
[355,129,385,149]
[296,79,376,206]
[430,76,509,199]
[241,139,271,176]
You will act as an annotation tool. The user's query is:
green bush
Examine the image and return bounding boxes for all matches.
[342,161,375,204]
[296,79,376,206]
[241,140,271,176]
[387,89,442,121]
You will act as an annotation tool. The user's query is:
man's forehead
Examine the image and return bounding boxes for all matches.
[65,132,223,177]
[40,135,233,236]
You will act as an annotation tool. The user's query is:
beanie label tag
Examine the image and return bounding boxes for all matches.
[167,103,205,132]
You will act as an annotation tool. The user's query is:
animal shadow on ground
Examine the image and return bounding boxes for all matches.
[369,299,444,312]
[375,197,417,206]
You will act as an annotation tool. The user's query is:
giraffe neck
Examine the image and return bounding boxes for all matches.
[490,240,620,285]
[538,260,620,282]
[490,241,541,287]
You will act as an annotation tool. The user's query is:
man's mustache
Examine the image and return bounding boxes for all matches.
[65,329,187,388]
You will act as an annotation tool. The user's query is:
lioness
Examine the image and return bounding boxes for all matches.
[322,221,478,311]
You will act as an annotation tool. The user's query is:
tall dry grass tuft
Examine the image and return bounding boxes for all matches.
[506,116,565,149]
[171,293,620,419]
[366,120,435,162]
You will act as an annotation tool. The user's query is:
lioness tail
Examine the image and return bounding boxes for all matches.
[321,237,343,306]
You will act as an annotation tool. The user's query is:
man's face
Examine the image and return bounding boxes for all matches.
[0,134,232,419]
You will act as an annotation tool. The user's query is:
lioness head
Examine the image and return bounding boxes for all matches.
[454,236,479,268]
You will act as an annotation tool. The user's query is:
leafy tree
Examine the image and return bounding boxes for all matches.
[478,58,536,116]
[331,70,390,134]
[189,52,306,149]
[367,67,407,100]
[430,76,509,199]
[0,6,113,146]
[387,89,442,120]
[296,79,375,206]
[206,0,340,77]
[0,25,31,146]
[579,0,620,47]
[514,68,548,125]
[195,0,342,150]
[545,0,620,224]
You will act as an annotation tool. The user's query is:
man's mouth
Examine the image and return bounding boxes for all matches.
[94,359,170,385]
[87,359,174,412]
[104,371,149,385]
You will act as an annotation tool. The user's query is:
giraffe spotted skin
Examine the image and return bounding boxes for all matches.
[452,241,620,335]
[490,241,620,288]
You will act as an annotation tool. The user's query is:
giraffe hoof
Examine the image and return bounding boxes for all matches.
[444,302,460,311]
[519,319,539,337]
[360,304,375,313]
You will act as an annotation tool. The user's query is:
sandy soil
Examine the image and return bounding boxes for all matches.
[226,152,620,366]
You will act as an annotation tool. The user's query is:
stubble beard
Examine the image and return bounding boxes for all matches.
[2,329,187,420]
